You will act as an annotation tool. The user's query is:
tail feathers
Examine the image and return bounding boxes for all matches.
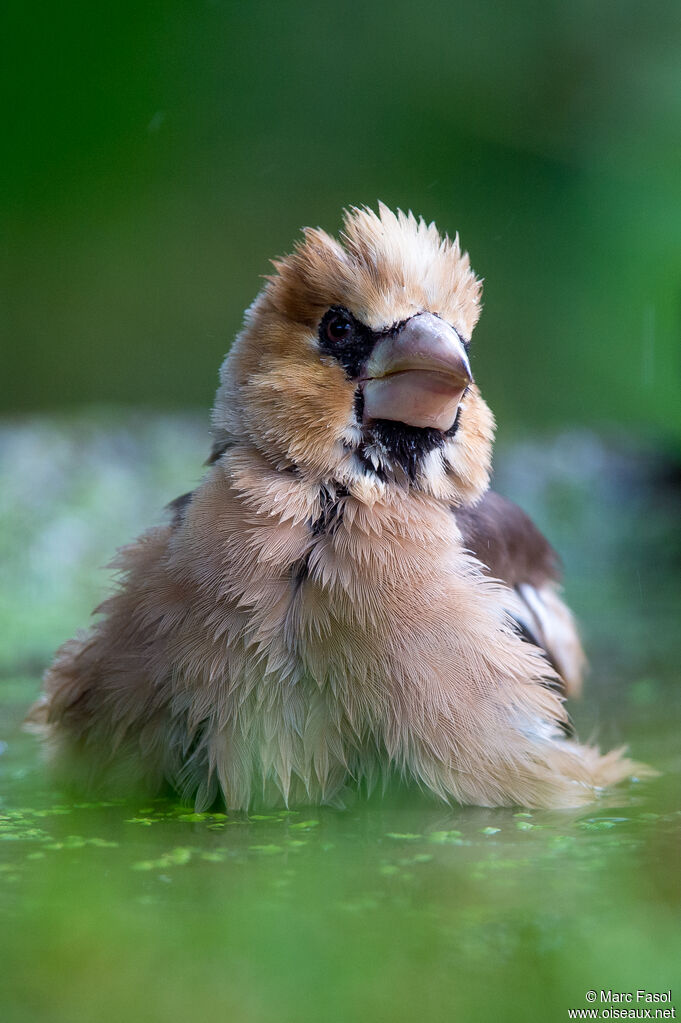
[491,741,657,810]
[409,732,656,811]
[573,742,658,790]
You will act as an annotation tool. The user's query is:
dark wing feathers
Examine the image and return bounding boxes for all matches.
[455,490,561,589]
[454,491,584,697]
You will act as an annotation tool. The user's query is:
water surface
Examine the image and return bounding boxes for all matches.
[1,418,679,1022]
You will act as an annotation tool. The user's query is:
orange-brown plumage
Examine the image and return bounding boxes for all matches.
[28,204,649,809]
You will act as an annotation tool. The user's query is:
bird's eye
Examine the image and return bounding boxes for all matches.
[325,313,353,343]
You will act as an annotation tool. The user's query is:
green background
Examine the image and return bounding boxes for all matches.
[3,0,680,440]
[2,6,681,1023]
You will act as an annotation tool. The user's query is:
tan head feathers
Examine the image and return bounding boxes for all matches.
[267,203,482,337]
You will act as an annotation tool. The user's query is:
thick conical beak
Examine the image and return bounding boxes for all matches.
[360,312,473,431]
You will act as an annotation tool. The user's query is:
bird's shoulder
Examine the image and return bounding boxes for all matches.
[454,489,560,587]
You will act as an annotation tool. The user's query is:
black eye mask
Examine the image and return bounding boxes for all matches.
[317,306,401,380]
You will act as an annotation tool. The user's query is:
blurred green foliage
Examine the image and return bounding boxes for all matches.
[2,1,680,438]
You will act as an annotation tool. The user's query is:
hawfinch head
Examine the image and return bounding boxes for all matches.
[211,203,495,504]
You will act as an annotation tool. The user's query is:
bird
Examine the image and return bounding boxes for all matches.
[28,203,648,810]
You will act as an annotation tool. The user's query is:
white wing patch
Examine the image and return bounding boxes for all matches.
[513,583,586,697]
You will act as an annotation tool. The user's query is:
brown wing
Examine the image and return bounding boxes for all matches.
[455,490,561,588]
[454,491,585,697]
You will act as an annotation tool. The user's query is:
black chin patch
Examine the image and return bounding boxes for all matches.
[357,409,462,482]
[319,306,466,483]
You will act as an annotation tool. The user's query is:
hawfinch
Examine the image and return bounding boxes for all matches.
[29,204,645,810]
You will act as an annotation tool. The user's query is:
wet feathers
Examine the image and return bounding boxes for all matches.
[28,205,647,809]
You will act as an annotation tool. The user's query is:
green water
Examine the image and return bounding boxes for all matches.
[1,418,679,1022]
